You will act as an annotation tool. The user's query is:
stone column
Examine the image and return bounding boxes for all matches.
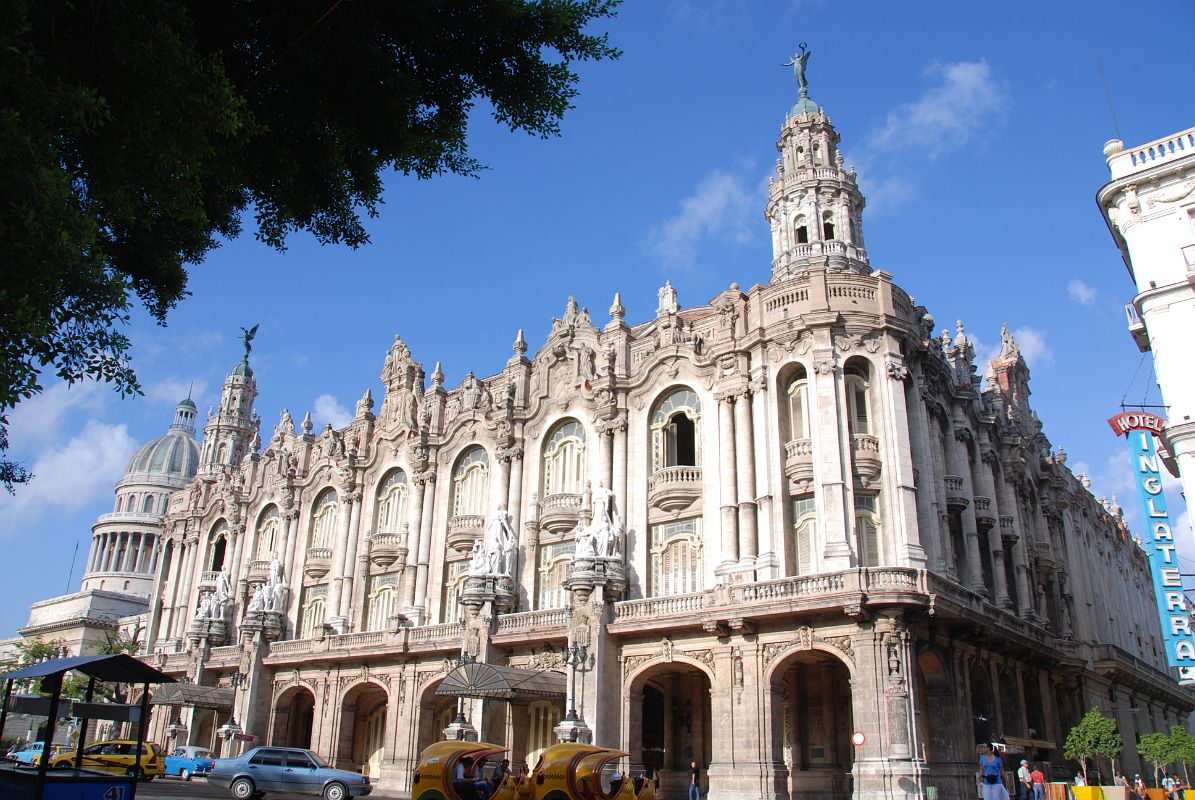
[601,426,615,490]
[229,525,246,586]
[750,374,778,577]
[717,394,740,567]
[403,479,427,612]
[282,508,302,615]
[328,493,355,619]
[612,418,628,514]
[505,446,524,532]
[337,492,364,622]
[951,429,986,594]
[735,388,759,565]
[86,535,99,573]
[811,350,851,566]
[880,359,927,567]
[125,533,141,572]
[413,472,437,624]
[174,535,199,637]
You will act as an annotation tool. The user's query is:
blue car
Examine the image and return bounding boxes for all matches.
[7,742,66,764]
[165,745,216,780]
[207,746,372,800]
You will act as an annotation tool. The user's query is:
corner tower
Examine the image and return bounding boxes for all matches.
[199,326,260,474]
[767,44,870,281]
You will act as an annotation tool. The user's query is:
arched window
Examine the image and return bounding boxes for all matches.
[451,447,489,517]
[542,420,586,497]
[374,470,408,534]
[794,214,809,244]
[443,561,469,624]
[209,520,228,571]
[855,493,881,567]
[310,489,339,549]
[142,495,155,514]
[822,210,835,240]
[537,541,574,610]
[785,367,810,441]
[365,576,398,631]
[649,518,702,597]
[845,361,871,436]
[125,495,136,512]
[650,388,700,472]
[255,506,281,561]
[792,495,816,576]
[299,589,326,639]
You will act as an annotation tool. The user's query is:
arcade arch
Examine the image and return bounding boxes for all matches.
[337,682,388,778]
[768,649,854,800]
[272,686,316,749]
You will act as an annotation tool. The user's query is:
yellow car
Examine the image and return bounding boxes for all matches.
[412,741,654,800]
[47,739,164,781]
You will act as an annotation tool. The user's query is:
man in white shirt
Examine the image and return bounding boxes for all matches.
[1017,760,1032,800]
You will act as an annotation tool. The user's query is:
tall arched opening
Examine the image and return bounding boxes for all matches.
[626,660,712,799]
[414,679,458,758]
[337,682,388,778]
[272,686,316,749]
[769,649,854,800]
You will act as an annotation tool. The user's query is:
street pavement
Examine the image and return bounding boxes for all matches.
[137,776,400,799]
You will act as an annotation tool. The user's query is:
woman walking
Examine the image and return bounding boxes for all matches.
[978,744,1010,800]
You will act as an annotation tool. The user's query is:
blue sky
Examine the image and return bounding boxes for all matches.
[3,0,1194,638]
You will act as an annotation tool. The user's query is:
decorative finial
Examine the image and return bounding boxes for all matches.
[513,329,527,356]
[356,388,374,417]
[432,361,445,388]
[941,327,953,350]
[301,411,313,435]
[955,320,967,348]
[609,293,625,321]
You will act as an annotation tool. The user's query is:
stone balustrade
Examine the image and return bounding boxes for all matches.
[268,639,315,657]
[1107,127,1195,178]
[447,515,485,553]
[850,434,881,486]
[248,559,270,579]
[943,475,968,510]
[615,591,709,622]
[330,630,387,650]
[494,608,570,637]
[539,493,583,534]
[304,547,332,578]
[369,532,406,568]
[647,466,703,512]
[406,622,462,645]
[783,439,814,492]
[973,496,996,530]
[198,571,220,588]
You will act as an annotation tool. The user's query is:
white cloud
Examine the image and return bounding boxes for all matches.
[1067,279,1098,306]
[870,60,1010,158]
[145,377,207,407]
[313,394,352,430]
[648,168,756,270]
[5,381,107,449]
[0,420,138,535]
[1011,326,1053,366]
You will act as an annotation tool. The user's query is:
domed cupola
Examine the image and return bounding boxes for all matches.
[767,44,871,281]
[120,398,201,487]
[199,326,260,475]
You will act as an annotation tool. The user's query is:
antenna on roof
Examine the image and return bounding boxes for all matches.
[187,381,194,401]
[1096,52,1122,140]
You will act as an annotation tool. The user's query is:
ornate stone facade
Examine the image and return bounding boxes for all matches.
[133,85,1193,800]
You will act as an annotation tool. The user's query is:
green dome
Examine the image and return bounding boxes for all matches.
[123,430,199,482]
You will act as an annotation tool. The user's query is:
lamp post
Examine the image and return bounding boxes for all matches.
[442,654,478,742]
[166,717,188,749]
[218,671,249,757]
[554,643,591,744]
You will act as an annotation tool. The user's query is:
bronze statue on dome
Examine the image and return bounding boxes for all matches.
[783,43,812,96]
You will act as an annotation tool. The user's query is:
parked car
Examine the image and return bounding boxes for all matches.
[165,745,216,780]
[47,739,164,780]
[8,742,67,764]
[208,747,371,800]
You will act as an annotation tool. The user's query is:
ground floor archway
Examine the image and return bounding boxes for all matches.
[626,661,713,800]
[770,649,853,800]
[336,682,388,778]
[273,686,316,749]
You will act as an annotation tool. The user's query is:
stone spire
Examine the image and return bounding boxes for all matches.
[199,329,260,475]
[767,45,870,281]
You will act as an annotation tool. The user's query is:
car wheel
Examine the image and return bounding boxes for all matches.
[181,768,191,781]
[230,776,256,799]
[324,781,349,800]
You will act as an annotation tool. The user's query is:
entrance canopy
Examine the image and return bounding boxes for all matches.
[1,653,175,685]
[436,662,566,699]
[151,682,235,710]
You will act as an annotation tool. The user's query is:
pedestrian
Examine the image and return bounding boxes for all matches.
[978,744,1009,800]
[1031,764,1046,800]
[1172,774,1185,800]
[1133,774,1146,800]
[1075,772,1086,787]
[1018,759,1033,800]
[1115,772,1127,787]
[490,758,510,792]
[689,760,701,800]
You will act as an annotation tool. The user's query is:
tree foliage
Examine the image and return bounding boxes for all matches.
[0,0,620,492]
[1138,731,1175,787]
[1064,707,1123,784]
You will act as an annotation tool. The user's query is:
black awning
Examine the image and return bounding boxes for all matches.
[436,662,566,699]
[150,683,235,710]
[1,654,175,685]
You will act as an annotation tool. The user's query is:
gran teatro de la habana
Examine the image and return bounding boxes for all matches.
[65,69,1192,800]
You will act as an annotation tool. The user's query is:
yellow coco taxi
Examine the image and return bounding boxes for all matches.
[412,741,654,800]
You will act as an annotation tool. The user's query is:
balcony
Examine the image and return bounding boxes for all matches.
[1125,303,1150,353]
[999,515,1018,546]
[851,434,881,487]
[369,532,407,568]
[198,571,220,589]
[944,475,968,511]
[648,466,703,512]
[248,560,270,580]
[539,493,583,534]
[447,514,485,553]
[784,439,814,493]
[304,547,332,579]
[974,496,996,530]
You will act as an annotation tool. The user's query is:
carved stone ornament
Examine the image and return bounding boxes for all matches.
[886,359,909,381]
[814,358,837,376]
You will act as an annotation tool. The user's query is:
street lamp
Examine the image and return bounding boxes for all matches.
[562,643,588,721]
[166,717,188,747]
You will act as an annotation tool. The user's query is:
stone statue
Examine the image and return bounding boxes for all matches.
[486,506,516,575]
[195,593,213,620]
[574,522,596,559]
[247,584,267,613]
[469,540,489,576]
[212,570,232,619]
[270,581,287,612]
[783,43,812,96]
[657,281,679,317]
[269,556,284,588]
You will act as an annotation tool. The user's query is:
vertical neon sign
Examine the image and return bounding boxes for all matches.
[1108,412,1195,685]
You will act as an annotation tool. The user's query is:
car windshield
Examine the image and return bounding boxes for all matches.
[307,751,329,768]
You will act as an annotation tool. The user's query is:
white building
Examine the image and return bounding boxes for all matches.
[1098,128,1195,509]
